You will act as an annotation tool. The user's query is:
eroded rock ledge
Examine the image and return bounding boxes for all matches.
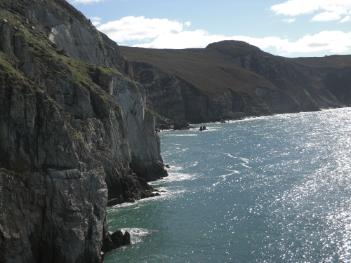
[0,0,166,262]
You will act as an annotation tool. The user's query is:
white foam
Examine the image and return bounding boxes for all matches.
[111,186,186,210]
[120,228,156,245]
[208,169,242,190]
[223,153,237,159]
[168,165,183,172]
[157,172,197,183]
[151,164,182,177]
[165,133,198,137]
[186,161,199,168]
[240,157,250,164]
[212,181,221,187]
[222,153,250,165]
[111,202,138,209]
[220,170,240,180]
[241,163,251,169]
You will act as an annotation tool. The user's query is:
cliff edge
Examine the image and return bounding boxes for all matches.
[0,0,166,262]
[121,41,351,127]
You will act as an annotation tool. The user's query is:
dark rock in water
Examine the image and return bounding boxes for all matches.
[108,198,124,207]
[102,230,131,253]
[106,174,163,206]
[130,160,168,182]
[173,121,190,130]
[158,123,173,130]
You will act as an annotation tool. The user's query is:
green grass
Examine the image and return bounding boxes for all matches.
[97,66,121,76]
[0,6,129,121]
[0,52,22,78]
[0,8,113,88]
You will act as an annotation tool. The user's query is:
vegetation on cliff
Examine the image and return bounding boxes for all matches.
[121,42,351,128]
[0,1,166,262]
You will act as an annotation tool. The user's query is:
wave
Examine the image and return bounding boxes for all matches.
[222,153,250,164]
[186,161,199,168]
[156,172,197,183]
[167,165,183,172]
[240,157,250,163]
[223,152,236,159]
[209,169,241,189]
[120,228,156,245]
[111,186,186,210]
[220,170,240,180]
[240,163,251,169]
[164,133,198,137]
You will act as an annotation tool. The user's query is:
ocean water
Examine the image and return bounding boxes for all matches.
[105,108,351,263]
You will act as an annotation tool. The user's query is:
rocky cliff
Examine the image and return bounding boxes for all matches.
[121,41,351,127]
[0,0,166,262]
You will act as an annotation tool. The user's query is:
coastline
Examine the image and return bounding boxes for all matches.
[104,107,351,262]
[158,106,347,131]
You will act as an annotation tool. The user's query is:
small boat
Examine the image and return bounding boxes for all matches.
[199,125,207,131]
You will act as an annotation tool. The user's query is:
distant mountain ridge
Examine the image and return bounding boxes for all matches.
[1,0,350,261]
[121,41,351,127]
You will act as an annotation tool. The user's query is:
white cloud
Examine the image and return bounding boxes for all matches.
[271,0,351,23]
[90,17,102,26]
[283,18,296,23]
[340,16,351,23]
[98,16,190,42]
[312,11,342,21]
[97,16,351,57]
[184,21,192,27]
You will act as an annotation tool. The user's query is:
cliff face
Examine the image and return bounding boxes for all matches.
[121,41,351,127]
[0,0,166,262]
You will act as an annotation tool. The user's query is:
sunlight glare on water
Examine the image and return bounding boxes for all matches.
[105,108,351,263]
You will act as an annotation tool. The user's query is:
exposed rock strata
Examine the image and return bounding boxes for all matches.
[121,41,351,128]
[0,0,166,262]
[102,230,131,254]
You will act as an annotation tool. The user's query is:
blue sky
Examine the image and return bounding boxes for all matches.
[69,0,351,57]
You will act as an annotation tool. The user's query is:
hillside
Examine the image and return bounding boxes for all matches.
[121,41,351,127]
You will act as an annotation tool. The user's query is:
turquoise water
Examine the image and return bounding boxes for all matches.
[105,108,351,263]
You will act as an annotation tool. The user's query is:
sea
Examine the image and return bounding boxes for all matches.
[105,108,351,263]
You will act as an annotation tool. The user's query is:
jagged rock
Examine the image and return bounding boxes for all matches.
[173,121,190,130]
[0,1,167,262]
[102,230,131,253]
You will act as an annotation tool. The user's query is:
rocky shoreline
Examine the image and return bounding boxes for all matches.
[1,0,351,262]
[0,0,166,262]
[102,229,131,259]
[121,43,351,128]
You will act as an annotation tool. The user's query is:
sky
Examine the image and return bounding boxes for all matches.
[68,0,351,57]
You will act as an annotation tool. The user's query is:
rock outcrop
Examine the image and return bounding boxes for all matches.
[121,41,351,127]
[102,230,131,254]
[0,0,166,262]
